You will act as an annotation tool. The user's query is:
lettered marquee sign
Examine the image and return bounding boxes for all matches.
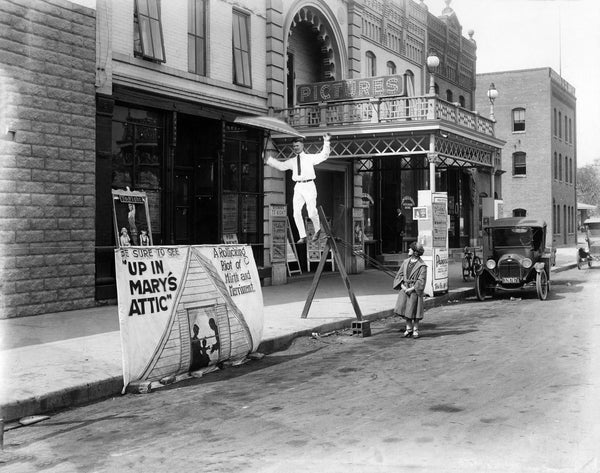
[297,75,406,104]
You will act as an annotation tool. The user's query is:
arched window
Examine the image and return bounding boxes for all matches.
[365,51,376,77]
[513,208,527,217]
[512,108,525,132]
[386,61,396,75]
[446,89,453,102]
[512,152,526,175]
[459,95,465,107]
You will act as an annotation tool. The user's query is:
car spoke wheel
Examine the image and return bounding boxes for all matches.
[536,270,548,300]
[475,274,486,301]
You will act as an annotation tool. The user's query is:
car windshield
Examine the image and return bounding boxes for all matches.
[587,223,600,238]
[491,227,533,247]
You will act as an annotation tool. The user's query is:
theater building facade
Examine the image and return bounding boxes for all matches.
[1,0,504,317]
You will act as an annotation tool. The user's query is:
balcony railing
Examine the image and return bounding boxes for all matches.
[278,95,495,137]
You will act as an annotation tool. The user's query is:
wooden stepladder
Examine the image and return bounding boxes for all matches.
[286,218,302,276]
[301,207,363,324]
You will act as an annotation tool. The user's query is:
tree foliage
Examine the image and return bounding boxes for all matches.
[577,160,600,215]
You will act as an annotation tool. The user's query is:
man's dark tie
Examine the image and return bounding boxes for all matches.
[296,154,301,176]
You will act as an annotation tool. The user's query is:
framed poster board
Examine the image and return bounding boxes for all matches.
[112,189,153,248]
[412,206,428,221]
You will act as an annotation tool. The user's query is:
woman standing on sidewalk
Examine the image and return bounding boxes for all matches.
[393,242,427,338]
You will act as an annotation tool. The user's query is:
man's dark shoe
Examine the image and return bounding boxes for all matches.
[311,230,321,242]
[296,237,306,244]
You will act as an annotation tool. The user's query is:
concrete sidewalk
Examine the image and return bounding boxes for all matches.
[0,248,578,423]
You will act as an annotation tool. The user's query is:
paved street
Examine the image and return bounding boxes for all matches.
[2,266,600,473]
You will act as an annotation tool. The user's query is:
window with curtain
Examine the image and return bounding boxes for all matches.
[232,10,252,86]
[512,108,525,132]
[512,152,526,175]
[134,0,166,62]
[386,61,396,75]
[404,70,415,96]
[188,0,206,75]
[365,51,376,77]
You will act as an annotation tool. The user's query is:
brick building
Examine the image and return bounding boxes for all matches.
[475,68,577,246]
[1,0,503,318]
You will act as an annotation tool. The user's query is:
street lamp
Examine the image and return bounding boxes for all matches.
[487,82,498,121]
[426,51,440,96]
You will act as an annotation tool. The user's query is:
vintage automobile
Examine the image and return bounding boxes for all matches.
[475,218,552,301]
[578,217,600,269]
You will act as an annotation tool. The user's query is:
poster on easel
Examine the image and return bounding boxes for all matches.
[269,204,287,263]
[112,189,153,247]
[306,219,334,271]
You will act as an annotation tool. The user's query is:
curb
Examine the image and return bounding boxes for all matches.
[3,271,572,423]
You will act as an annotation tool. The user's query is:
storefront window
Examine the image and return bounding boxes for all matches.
[223,125,263,263]
[112,105,164,241]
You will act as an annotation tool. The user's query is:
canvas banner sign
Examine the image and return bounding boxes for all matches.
[115,245,264,390]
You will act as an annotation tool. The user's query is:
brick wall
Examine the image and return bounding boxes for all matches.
[0,0,96,318]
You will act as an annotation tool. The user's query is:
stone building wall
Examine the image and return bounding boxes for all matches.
[0,0,97,318]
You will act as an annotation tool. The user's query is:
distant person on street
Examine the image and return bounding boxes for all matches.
[265,133,331,244]
[395,208,406,253]
[393,242,427,338]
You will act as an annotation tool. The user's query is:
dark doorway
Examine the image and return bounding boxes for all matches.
[174,115,220,244]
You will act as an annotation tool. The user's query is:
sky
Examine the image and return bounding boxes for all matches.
[430,0,600,167]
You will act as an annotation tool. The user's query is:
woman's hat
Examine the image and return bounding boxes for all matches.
[410,242,425,256]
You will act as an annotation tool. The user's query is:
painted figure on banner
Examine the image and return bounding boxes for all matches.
[190,324,211,372]
[265,133,331,244]
[139,229,150,246]
[120,227,131,247]
[127,203,138,245]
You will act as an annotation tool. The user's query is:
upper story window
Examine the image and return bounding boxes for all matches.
[446,90,453,102]
[513,208,527,217]
[188,0,207,75]
[513,152,526,176]
[564,115,568,142]
[553,108,557,136]
[365,51,376,77]
[386,61,396,75]
[134,0,166,62]
[404,70,415,96]
[232,10,252,87]
[553,152,558,179]
[559,153,562,180]
[568,118,572,144]
[558,111,562,139]
[459,95,465,107]
[512,108,525,132]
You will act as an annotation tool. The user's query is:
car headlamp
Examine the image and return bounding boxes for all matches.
[522,258,533,269]
[485,259,496,270]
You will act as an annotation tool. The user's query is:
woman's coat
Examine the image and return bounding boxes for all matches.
[393,257,427,319]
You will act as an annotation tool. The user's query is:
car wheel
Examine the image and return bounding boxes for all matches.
[475,274,486,301]
[577,258,583,270]
[536,270,548,301]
